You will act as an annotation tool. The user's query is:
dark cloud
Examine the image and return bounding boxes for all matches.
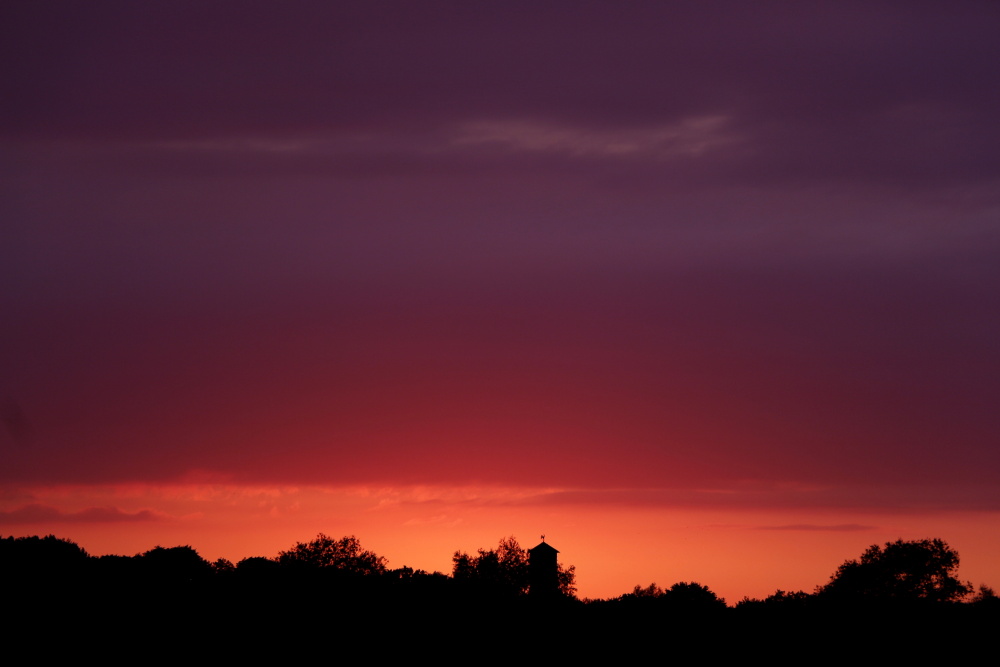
[0,503,168,524]
[509,483,1000,513]
[4,2,999,186]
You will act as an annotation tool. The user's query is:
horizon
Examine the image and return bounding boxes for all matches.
[2,2,999,604]
[3,504,995,603]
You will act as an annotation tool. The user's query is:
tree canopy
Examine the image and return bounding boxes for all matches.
[452,536,576,598]
[1,534,90,589]
[453,536,530,596]
[276,533,387,576]
[624,581,726,610]
[136,545,213,583]
[821,538,972,603]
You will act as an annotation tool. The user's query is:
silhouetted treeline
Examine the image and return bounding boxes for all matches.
[3,534,997,656]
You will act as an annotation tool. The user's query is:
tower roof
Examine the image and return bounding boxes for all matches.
[529,541,559,554]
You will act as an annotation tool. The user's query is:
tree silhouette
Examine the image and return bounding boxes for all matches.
[736,589,813,612]
[453,536,576,598]
[136,545,213,585]
[453,535,529,596]
[622,581,725,611]
[970,584,999,609]
[212,557,235,575]
[0,534,89,571]
[820,538,972,603]
[663,581,726,610]
[630,582,664,598]
[557,562,577,598]
[1,534,89,593]
[276,534,386,576]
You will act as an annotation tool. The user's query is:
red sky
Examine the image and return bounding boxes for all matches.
[2,1,999,601]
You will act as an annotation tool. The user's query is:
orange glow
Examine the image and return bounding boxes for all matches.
[3,482,997,603]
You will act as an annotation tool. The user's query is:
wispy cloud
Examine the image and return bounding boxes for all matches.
[455,116,736,159]
[756,523,875,532]
[0,503,170,524]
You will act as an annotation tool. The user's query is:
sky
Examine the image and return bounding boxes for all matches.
[2,1,999,601]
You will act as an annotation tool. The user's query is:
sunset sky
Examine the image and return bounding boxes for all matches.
[2,1,999,601]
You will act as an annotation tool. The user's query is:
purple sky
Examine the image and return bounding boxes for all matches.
[2,2,999,527]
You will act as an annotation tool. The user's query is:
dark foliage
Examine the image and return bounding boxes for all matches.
[453,535,529,596]
[136,545,213,583]
[4,530,995,657]
[736,589,814,612]
[452,536,576,598]
[1,534,90,598]
[820,538,972,604]
[0,534,90,571]
[617,580,726,612]
[276,533,387,576]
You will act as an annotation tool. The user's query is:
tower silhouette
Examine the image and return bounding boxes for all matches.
[528,538,559,597]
